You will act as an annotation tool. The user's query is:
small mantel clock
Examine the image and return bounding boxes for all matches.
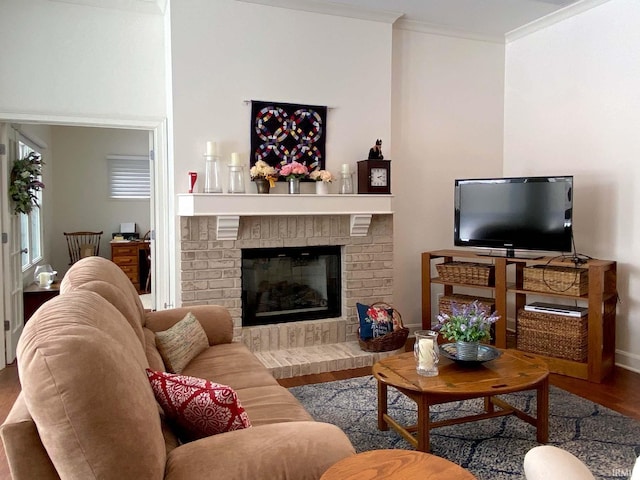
[357,159,391,194]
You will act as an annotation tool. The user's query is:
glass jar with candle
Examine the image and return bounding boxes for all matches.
[339,164,353,194]
[203,141,222,193]
[227,152,245,194]
[34,264,56,289]
[204,155,222,193]
[414,330,439,376]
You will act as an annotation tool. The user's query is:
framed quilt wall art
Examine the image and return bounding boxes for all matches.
[250,100,327,180]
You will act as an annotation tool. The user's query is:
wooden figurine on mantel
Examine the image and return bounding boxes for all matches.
[368,139,384,160]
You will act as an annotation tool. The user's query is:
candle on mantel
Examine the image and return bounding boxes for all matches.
[205,141,216,156]
[341,163,350,173]
[230,152,241,166]
[418,337,434,370]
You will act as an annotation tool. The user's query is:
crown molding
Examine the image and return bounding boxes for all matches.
[235,0,403,24]
[48,0,166,15]
[506,0,612,43]
[395,18,505,45]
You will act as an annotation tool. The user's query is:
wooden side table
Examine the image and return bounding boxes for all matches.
[320,449,476,479]
[23,282,61,323]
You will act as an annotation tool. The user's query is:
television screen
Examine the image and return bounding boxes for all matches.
[454,176,573,256]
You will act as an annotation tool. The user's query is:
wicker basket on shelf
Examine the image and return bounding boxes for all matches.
[436,261,495,286]
[438,294,495,317]
[516,308,588,362]
[358,302,409,353]
[523,265,588,296]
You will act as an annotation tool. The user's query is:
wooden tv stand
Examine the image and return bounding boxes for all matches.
[421,249,617,383]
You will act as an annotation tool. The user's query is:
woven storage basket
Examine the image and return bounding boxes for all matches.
[516,309,588,362]
[523,265,588,296]
[358,302,409,353]
[438,294,495,317]
[436,261,495,286]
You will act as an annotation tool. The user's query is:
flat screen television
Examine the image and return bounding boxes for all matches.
[454,176,573,257]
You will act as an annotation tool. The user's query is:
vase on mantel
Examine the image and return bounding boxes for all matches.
[253,178,270,194]
[288,178,301,194]
[315,181,329,195]
[455,340,479,361]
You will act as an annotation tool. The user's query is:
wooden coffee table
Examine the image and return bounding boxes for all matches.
[320,449,476,479]
[372,349,549,452]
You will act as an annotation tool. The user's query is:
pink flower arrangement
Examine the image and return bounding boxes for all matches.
[278,161,309,180]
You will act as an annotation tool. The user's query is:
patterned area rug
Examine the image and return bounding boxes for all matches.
[289,376,640,480]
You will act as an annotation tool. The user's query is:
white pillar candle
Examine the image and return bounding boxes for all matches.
[205,141,216,156]
[418,338,434,369]
[231,152,241,166]
[38,272,51,288]
[341,163,350,173]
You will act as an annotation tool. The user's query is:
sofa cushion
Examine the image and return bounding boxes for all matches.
[146,369,251,442]
[181,343,279,390]
[145,304,234,346]
[144,327,167,372]
[60,255,145,325]
[67,279,146,346]
[155,312,209,373]
[17,291,166,480]
[233,385,314,426]
[164,422,355,480]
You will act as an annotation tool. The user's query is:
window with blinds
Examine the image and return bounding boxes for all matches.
[107,155,150,199]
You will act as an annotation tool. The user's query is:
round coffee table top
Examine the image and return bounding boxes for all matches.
[320,449,476,479]
[373,349,549,397]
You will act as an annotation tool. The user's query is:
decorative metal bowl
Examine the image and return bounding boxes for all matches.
[439,343,502,366]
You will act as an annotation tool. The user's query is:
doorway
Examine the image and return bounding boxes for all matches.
[0,117,173,369]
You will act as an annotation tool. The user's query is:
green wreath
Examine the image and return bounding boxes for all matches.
[9,152,44,215]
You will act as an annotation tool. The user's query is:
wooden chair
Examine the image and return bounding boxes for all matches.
[64,231,103,265]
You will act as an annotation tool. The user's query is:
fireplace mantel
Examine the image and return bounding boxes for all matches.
[177,193,394,239]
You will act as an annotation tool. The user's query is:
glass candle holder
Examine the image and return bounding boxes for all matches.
[227,164,245,193]
[34,264,56,288]
[204,155,222,193]
[339,172,353,194]
[414,330,439,376]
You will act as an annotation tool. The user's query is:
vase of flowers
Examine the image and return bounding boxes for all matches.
[278,160,309,194]
[435,300,500,361]
[249,160,278,194]
[309,169,335,195]
[9,152,44,215]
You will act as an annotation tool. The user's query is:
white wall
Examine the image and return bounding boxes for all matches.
[504,0,640,371]
[391,29,505,327]
[50,126,150,276]
[0,0,166,121]
[169,0,393,196]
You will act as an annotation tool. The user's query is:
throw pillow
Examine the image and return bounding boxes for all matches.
[357,302,395,340]
[155,312,208,373]
[145,369,251,442]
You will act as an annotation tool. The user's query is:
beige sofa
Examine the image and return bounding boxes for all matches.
[1,256,355,480]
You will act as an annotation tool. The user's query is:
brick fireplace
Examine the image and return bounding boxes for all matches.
[178,193,394,355]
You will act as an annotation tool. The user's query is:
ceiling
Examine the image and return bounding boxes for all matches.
[314,0,581,37]
[51,0,582,40]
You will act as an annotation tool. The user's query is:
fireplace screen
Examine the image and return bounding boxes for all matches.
[241,246,341,326]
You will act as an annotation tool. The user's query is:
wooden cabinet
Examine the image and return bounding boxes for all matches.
[23,282,61,323]
[111,241,150,294]
[422,249,617,383]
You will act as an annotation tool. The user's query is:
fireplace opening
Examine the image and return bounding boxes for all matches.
[241,246,341,326]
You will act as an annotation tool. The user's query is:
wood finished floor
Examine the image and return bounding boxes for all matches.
[0,361,638,479]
